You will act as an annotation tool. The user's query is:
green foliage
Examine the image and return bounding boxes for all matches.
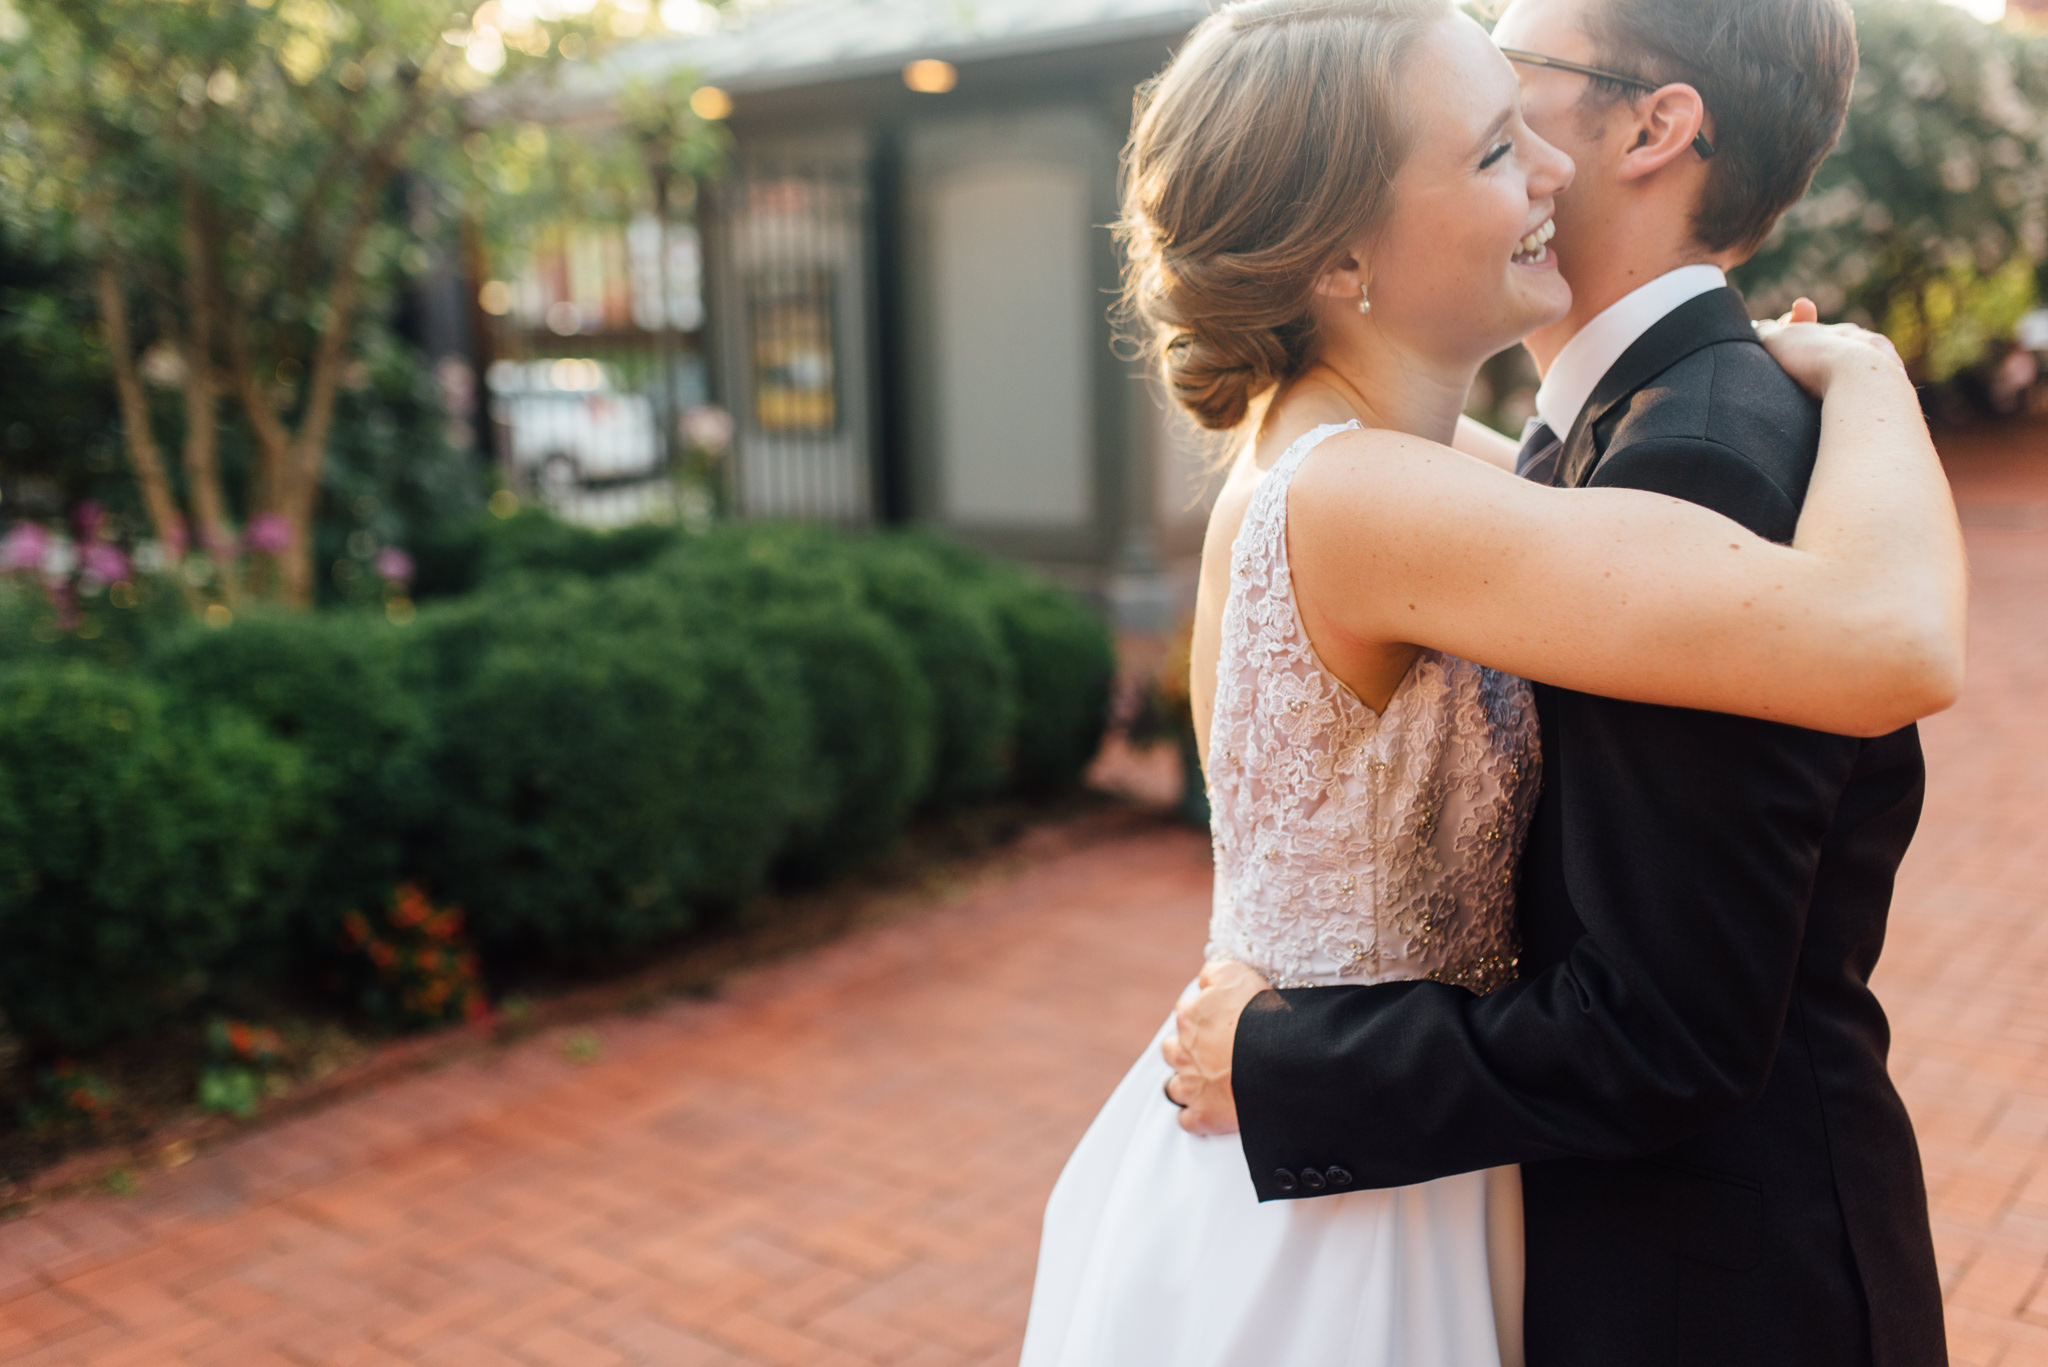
[650,526,936,876]
[20,1059,114,1131]
[0,506,1110,1053]
[0,0,727,608]
[882,533,1115,793]
[410,580,810,960]
[307,336,490,608]
[144,611,431,954]
[410,507,677,599]
[194,1018,284,1121]
[1737,1,2048,382]
[841,540,1020,806]
[0,572,189,672]
[978,575,1117,794]
[0,222,132,520]
[0,662,306,1048]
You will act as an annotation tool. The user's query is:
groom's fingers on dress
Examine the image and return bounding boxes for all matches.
[1179,1090,1239,1137]
[1162,1033,1190,1072]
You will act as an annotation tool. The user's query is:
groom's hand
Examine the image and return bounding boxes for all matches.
[1161,959,1271,1136]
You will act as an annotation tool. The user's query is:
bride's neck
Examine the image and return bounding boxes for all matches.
[1304,331,1477,447]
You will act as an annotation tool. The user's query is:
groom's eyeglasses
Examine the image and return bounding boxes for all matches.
[1498,48,1718,161]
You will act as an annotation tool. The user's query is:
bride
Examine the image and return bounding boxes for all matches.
[1019,2,1964,1365]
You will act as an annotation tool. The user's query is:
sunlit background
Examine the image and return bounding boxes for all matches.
[0,0,2045,1360]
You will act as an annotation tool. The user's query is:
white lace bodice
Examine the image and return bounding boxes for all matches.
[1204,422,1542,993]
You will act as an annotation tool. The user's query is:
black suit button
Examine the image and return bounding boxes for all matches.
[1299,1168,1328,1192]
[1273,1169,1298,1193]
[1326,1166,1354,1189]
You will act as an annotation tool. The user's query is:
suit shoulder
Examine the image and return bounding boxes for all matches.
[1603,340,1821,512]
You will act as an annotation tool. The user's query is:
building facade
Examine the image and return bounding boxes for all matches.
[560,0,1217,624]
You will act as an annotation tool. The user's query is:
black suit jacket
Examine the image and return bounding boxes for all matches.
[1232,290,1946,1367]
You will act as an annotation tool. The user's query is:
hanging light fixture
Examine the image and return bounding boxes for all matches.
[690,85,733,120]
[903,59,958,93]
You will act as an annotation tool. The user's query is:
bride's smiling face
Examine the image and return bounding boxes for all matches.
[1348,13,1575,364]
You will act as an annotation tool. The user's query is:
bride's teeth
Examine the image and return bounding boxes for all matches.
[1513,220,1556,260]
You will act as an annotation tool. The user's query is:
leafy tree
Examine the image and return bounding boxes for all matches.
[1737,1,2048,383]
[0,0,723,609]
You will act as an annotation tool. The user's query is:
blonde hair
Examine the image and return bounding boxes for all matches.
[1117,0,1449,431]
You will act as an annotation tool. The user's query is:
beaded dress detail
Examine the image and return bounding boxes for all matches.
[1204,421,1540,993]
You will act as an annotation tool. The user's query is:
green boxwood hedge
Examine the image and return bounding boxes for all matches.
[144,612,433,954]
[0,663,307,1048]
[644,528,936,878]
[409,580,811,960]
[884,533,1117,794]
[0,514,1117,1046]
[842,541,1020,806]
[410,508,676,599]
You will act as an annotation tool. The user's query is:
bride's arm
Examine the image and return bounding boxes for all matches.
[1288,323,1966,738]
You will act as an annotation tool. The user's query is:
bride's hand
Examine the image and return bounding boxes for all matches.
[1755,298,1906,399]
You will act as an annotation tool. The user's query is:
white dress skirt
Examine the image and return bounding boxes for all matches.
[1017,1011,1524,1367]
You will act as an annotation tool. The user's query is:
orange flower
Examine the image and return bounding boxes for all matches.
[227,1022,254,1057]
[368,941,397,970]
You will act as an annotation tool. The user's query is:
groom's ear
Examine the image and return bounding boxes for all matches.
[1613,83,1709,184]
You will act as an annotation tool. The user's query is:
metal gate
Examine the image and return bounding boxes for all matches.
[706,157,877,525]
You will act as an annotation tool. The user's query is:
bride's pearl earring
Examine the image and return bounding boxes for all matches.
[1357,283,1372,316]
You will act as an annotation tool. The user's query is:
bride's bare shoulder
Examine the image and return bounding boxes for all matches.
[1288,424,1486,517]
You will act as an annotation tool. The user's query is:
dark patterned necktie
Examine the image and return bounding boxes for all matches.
[1515,418,1563,485]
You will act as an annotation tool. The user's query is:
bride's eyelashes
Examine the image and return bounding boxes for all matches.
[1479,140,1514,171]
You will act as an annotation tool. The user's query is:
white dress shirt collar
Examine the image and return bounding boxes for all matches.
[1534,264,1729,438]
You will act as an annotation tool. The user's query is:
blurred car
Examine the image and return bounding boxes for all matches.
[488,359,662,499]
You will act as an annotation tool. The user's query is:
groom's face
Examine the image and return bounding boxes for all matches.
[1490,0,1619,287]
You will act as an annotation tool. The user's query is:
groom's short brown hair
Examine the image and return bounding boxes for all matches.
[1582,0,1858,255]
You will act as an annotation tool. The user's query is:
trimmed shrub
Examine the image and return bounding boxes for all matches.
[144,611,432,954]
[978,574,1116,793]
[647,527,935,876]
[842,540,1019,806]
[885,533,1116,793]
[0,663,306,1048]
[409,582,811,959]
[410,509,675,599]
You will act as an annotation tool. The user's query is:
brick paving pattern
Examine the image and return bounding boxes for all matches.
[1,430,2045,1366]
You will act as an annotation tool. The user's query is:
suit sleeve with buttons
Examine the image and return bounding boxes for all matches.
[1231,436,1866,1201]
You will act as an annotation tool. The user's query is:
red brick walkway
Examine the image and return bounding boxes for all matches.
[2,432,2045,1367]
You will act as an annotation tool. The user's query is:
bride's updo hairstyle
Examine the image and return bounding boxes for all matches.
[1118,0,1448,431]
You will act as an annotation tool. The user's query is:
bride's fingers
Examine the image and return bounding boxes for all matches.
[1791,297,1819,325]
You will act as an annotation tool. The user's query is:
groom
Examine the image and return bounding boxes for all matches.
[1163,0,1947,1363]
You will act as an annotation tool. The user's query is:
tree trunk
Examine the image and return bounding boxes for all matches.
[178,177,238,605]
[91,262,200,612]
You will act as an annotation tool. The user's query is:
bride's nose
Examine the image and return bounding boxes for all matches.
[1531,135,1574,201]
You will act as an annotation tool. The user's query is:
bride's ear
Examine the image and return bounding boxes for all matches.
[1313,251,1370,305]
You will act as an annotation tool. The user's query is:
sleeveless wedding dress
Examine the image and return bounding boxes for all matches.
[1019,422,1543,1367]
